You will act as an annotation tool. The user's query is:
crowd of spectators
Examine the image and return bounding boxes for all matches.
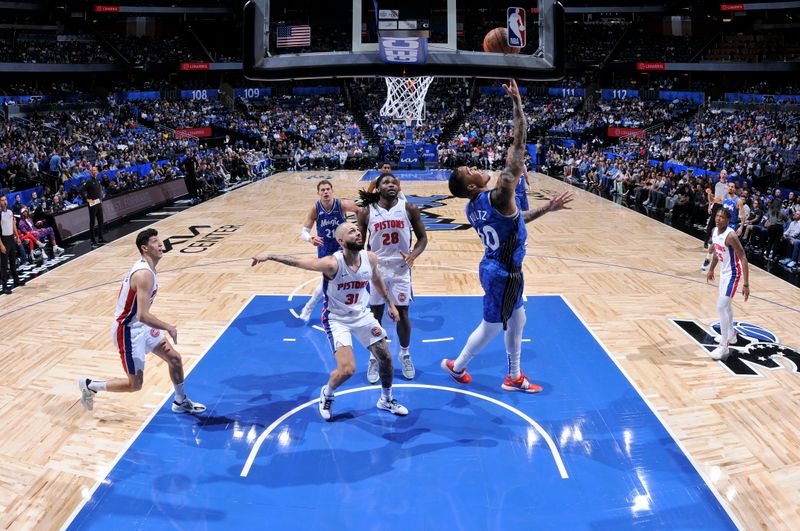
[703,30,800,63]
[0,33,115,64]
[566,21,628,63]
[101,33,206,64]
[617,30,706,62]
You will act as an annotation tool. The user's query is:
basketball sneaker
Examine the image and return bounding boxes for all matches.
[440,359,471,384]
[366,356,379,384]
[714,331,739,344]
[709,344,730,361]
[398,352,415,380]
[701,258,710,272]
[78,377,95,411]
[318,385,334,421]
[376,396,408,416]
[171,398,206,414]
[501,373,542,394]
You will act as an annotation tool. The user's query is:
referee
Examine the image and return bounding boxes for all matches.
[1,195,24,294]
[83,166,106,246]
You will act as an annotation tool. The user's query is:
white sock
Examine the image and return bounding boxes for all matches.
[324,385,335,398]
[88,379,106,392]
[174,382,186,403]
[381,387,392,400]
[504,307,526,379]
[717,295,733,346]
[400,346,409,357]
[454,320,503,373]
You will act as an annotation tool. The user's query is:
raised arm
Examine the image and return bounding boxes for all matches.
[251,252,338,279]
[340,198,361,217]
[491,79,527,215]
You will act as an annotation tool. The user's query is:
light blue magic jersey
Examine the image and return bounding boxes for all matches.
[466,190,527,269]
[316,199,348,258]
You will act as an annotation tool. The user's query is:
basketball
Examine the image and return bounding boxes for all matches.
[483,27,520,54]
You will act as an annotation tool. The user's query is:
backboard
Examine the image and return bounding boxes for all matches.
[243,0,563,81]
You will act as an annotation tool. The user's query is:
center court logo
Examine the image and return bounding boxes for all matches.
[671,319,800,377]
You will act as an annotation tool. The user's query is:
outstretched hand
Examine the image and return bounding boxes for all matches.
[547,190,575,213]
[251,253,270,266]
[502,79,521,103]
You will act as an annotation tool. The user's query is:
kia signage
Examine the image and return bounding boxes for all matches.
[636,62,666,71]
[94,5,120,12]
[608,127,646,139]
[175,128,212,139]
[179,62,210,71]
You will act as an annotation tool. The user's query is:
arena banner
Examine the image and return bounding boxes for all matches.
[719,3,744,10]
[234,87,272,99]
[94,5,120,12]
[180,62,211,71]
[601,89,639,100]
[659,91,705,105]
[175,127,212,139]
[115,91,159,102]
[725,93,800,103]
[179,89,218,100]
[607,127,645,139]
[636,62,666,71]
[547,87,585,97]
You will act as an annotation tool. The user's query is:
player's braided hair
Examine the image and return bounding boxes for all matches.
[358,173,395,206]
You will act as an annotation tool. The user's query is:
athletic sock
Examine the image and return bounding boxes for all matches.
[174,382,186,403]
[87,379,106,393]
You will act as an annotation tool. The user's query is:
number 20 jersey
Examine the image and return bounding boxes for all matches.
[467,190,527,269]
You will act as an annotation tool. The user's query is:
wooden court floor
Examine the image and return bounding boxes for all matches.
[0,171,798,529]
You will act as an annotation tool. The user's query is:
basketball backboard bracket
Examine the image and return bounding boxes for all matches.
[243,0,564,81]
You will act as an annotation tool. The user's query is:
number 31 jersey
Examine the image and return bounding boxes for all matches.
[367,198,412,273]
[467,190,527,269]
[322,250,372,319]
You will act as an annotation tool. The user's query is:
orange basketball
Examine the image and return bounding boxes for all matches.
[482,27,520,54]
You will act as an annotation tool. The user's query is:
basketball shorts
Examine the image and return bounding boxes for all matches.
[112,323,165,375]
[322,309,387,354]
[369,264,412,306]
[479,259,524,324]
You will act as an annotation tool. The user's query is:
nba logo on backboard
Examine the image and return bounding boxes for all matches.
[507,7,526,48]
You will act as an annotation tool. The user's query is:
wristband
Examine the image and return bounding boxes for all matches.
[300,227,312,242]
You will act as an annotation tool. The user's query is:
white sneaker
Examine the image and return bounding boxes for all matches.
[398,352,415,380]
[701,258,710,272]
[54,246,64,257]
[376,396,408,416]
[318,385,334,421]
[709,344,730,361]
[171,397,206,414]
[714,332,738,344]
[78,377,94,411]
[298,301,313,323]
[366,356,379,384]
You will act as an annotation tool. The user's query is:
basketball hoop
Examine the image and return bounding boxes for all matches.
[380,76,434,125]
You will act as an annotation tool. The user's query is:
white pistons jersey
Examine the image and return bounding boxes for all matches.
[322,250,372,319]
[115,259,158,327]
[367,198,412,273]
[712,226,741,277]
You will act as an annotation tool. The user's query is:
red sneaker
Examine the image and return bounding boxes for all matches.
[440,359,472,384]
[501,373,542,394]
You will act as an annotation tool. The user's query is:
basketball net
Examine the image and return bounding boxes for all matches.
[380,76,434,125]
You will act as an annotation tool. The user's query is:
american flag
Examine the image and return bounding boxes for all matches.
[276,25,311,48]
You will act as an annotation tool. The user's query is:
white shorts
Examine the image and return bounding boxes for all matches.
[112,324,165,375]
[322,310,387,353]
[369,265,412,306]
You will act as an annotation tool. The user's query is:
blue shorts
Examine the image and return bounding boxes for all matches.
[515,190,529,212]
[479,259,524,325]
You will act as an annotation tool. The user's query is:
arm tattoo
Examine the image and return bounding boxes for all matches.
[522,206,548,224]
[269,255,300,267]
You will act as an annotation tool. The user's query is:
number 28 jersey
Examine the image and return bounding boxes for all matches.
[467,190,527,269]
[367,198,412,273]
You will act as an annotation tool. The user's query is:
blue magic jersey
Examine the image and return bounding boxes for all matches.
[515,174,529,211]
[722,194,739,229]
[316,199,348,257]
[467,190,527,269]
